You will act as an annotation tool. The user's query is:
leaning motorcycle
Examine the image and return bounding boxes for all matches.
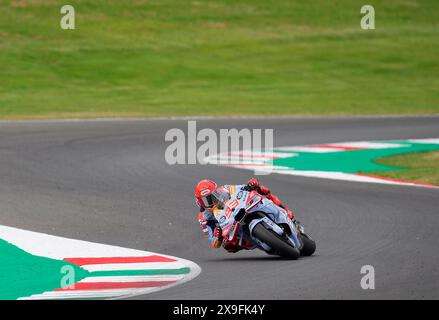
[215,189,316,260]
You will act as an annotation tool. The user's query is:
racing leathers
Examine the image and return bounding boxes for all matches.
[197,178,294,252]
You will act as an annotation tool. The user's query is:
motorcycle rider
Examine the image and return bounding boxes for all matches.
[195,178,295,252]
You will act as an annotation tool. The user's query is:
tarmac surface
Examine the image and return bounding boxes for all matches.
[0,116,438,299]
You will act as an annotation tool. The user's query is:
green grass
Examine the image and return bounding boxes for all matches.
[0,0,438,119]
[373,151,439,185]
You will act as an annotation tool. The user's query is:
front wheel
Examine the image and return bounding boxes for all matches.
[299,234,316,256]
[252,223,300,260]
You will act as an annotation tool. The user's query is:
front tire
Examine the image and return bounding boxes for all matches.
[252,223,300,260]
[299,234,316,256]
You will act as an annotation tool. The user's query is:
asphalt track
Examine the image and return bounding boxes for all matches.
[0,116,438,299]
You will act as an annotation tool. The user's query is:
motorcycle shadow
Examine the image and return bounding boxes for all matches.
[206,253,318,262]
[206,255,292,262]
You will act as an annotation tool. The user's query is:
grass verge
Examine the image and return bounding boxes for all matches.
[372,151,439,185]
[0,0,438,119]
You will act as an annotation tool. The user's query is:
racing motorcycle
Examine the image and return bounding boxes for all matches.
[215,188,316,260]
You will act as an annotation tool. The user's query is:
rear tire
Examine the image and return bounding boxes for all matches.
[299,234,316,256]
[252,223,300,260]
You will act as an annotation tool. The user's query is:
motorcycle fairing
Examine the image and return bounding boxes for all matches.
[247,198,302,250]
[216,188,302,252]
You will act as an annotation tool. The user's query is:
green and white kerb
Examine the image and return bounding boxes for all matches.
[204,138,439,188]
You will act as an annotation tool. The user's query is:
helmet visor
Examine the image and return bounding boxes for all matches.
[211,188,230,209]
[199,194,215,208]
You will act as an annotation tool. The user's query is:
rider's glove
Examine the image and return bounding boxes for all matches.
[246,178,259,190]
[245,178,271,195]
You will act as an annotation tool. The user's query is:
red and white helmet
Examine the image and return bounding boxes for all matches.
[194,179,217,209]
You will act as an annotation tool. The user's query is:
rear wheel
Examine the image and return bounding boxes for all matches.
[252,223,300,260]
